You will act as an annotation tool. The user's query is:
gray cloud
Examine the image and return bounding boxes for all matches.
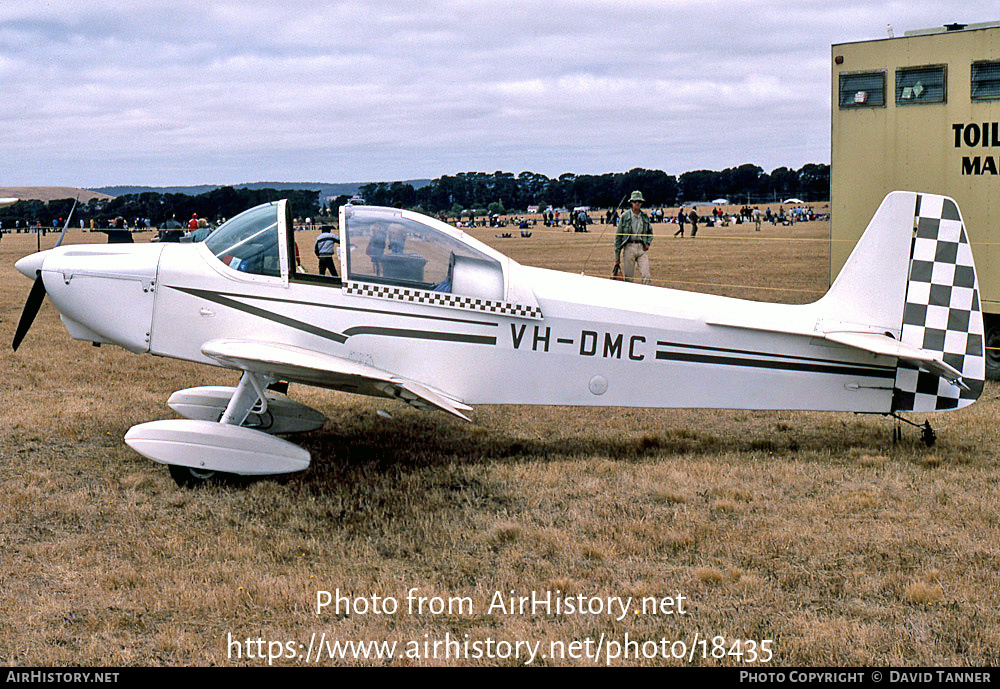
[0,1,986,186]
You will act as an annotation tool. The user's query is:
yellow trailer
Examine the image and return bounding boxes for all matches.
[831,21,1000,376]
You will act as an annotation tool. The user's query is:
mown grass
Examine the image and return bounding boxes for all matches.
[1,217,998,666]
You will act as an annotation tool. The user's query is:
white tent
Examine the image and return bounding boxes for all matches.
[783,198,805,204]
[711,198,728,205]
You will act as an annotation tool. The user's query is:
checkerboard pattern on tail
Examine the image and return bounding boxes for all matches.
[892,194,985,412]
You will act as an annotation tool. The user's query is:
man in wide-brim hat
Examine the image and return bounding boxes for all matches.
[614,190,653,284]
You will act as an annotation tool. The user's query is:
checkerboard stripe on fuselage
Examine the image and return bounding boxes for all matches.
[892,194,985,412]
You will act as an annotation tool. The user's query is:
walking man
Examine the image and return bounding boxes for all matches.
[314,225,340,277]
[614,191,653,284]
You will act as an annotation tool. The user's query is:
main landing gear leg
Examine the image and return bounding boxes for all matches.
[220,371,273,426]
[169,371,274,488]
[887,413,936,447]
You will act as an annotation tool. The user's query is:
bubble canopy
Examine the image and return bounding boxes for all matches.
[201,201,509,303]
[342,206,504,299]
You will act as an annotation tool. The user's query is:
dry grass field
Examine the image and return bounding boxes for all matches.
[2,212,999,667]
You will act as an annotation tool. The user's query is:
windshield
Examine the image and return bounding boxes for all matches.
[205,202,280,277]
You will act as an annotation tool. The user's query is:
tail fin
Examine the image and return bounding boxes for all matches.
[892,193,984,411]
[823,191,916,332]
[824,191,984,411]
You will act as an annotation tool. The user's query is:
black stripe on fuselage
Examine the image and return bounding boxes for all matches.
[173,286,500,327]
[654,349,896,378]
[167,285,496,346]
[657,339,896,372]
[343,326,496,345]
[173,286,349,343]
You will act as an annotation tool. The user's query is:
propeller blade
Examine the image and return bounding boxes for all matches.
[54,195,78,249]
[12,273,47,351]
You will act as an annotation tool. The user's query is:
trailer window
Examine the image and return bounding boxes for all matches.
[838,71,885,108]
[972,61,1000,101]
[896,65,946,105]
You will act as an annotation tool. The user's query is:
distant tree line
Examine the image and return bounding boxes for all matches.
[0,186,319,227]
[0,163,829,228]
[349,163,829,215]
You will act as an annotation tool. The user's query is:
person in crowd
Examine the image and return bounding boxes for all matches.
[314,225,340,277]
[614,191,653,284]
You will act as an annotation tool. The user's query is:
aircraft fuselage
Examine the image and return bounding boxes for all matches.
[31,241,896,414]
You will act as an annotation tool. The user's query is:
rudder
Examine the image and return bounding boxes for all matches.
[892,194,985,412]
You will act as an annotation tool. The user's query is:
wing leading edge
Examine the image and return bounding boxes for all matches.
[201,338,473,421]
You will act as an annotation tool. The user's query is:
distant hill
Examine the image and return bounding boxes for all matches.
[95,184,218,197]
[0,186,114,203]
[95,180,433,200]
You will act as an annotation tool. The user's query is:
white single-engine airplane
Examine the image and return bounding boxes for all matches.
[12,191,985,486]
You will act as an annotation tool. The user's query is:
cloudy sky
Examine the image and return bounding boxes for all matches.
[0,1,988,187]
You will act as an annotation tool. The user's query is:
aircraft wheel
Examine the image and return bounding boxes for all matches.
[986,318,1000,381]
[168,464,220,488]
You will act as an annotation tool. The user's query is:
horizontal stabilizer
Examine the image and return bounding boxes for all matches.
[709,318,968,390]
[201,338,473,421]
[822,331,967,390]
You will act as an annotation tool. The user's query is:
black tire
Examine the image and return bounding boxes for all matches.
[168,464,220,488]
[986,317,1000,381]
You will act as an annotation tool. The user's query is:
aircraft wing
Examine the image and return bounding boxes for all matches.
[200,338,473,421]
